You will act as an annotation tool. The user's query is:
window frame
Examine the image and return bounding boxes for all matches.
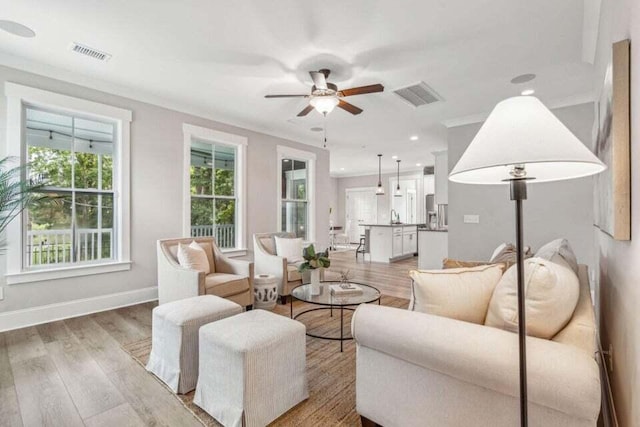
[4,83,132,285]
[182,123,247,255]
[276,145,316,243]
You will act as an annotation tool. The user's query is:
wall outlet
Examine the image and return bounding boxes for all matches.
[463,214,480,224]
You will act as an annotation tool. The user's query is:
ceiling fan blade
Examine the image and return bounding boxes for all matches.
[337,100,363,115]
[265,94,309,98]
[297,105,315,117]
[338,84,384,97]
[309,71,328,90]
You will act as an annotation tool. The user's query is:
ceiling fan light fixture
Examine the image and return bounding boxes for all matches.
[310,96,339,114]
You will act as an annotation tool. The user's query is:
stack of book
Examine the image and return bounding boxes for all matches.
[330,283,363,296]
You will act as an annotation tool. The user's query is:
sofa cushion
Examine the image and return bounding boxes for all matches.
[489,243,532,264]
[535,238,578,274]
[409,264,504,325]
[177,241,211,274]
[286,263,303,282]
[205,273,250,298]
[274,236,304,263]
[485,257,579,339]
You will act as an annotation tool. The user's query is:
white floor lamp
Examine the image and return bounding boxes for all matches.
[449,96,606,426]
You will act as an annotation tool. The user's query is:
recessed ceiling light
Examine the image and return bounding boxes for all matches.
[416,163,422,167]
[521,89,535,96]
[391,155,398,159]
[0,20,36,38]
[510,73,536,84]
[410,135,419,141]
[310,127,323,132]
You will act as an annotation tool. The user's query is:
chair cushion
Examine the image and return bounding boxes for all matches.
[205,273,250,298]
[259,236,277,255]
[535,238,578,274]
[485,257,580,339]
[409,264,504,325]
[286,263,303,282]
[177,241,211,274]
[274,236,304,263]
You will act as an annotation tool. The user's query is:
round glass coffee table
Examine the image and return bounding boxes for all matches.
[290,281,381,352]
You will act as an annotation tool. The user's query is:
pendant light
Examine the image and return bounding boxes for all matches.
[394,159,402,197]
[375,154,385,195]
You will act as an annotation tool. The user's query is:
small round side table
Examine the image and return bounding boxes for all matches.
[253,274,278,310]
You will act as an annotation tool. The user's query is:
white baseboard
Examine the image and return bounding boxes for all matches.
[0,286,158,332]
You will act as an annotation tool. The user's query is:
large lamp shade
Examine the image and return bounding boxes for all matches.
[449,96,605,184]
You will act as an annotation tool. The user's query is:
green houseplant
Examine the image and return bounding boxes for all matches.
[0,157,44,248]
[297,244,330,272]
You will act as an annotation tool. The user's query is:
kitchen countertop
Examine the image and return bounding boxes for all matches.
[418,228,448,232]
[362,223,423,227]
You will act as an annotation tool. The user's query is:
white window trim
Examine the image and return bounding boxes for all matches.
[276,145,316,244]
[182,123,247,254]
[4,82,132,285]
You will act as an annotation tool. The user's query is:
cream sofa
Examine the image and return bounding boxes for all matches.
[157,237,254,308]
[352,264,601,427]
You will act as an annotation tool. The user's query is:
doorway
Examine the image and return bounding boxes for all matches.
[345,188,378,243]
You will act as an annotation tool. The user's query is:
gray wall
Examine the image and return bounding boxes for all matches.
[447,102,596,267]
[592,0,640,425]
[0,64,330,313]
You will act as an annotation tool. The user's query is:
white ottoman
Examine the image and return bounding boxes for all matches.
[194,310,308,427]
[253,274,278,310]
[146,295,242,394]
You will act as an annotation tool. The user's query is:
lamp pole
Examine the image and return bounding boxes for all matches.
[510,177,528,427]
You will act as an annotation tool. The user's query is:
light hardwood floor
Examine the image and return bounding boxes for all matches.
[0,250,415,426]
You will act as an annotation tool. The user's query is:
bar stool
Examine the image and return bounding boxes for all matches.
[356,234,366,260]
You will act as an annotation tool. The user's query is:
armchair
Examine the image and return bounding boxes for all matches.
[253,232,301,304]
[352,264,601,427]
[157,237,254,308]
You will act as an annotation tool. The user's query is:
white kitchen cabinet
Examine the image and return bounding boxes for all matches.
[392,232,403,257]
[403,231,417,255]
[367,224,419,263]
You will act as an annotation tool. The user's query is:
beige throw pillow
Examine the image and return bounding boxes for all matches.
[489,243,532,264]
[409,264,504,325]
[485,257,579,339]
[177,241,211,274]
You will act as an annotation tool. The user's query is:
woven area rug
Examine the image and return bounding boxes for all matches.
[123,295,408,426]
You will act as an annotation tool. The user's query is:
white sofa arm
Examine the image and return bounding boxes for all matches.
[156,242,203,305]
[352,304,600,421]
[253,241,287,294]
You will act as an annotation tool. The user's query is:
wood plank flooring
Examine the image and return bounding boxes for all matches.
[0,250,413,426]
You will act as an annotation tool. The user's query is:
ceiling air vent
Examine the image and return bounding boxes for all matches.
[423,166,435,175]
[393,81,443,108]
[69,42,112,62]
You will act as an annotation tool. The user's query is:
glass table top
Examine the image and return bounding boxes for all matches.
[291,281,381,306]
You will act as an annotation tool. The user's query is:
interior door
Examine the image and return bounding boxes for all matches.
[346,189,378,243]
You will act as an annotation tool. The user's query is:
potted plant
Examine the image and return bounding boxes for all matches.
[1,158,44,248]
[298,244,330,295]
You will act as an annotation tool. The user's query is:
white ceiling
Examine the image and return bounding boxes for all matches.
[0,0,595,177]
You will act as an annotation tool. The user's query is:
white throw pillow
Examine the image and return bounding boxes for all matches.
[485,257,579,339]
[177,241,211,274]
[409,264,505,325]
[535,238,579,274]
[274,236,304,264]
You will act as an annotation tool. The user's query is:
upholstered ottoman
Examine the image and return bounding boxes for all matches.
[194,310,308,427]
[146,295,242,394]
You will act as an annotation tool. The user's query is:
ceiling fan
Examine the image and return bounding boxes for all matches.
[265,69,384,116]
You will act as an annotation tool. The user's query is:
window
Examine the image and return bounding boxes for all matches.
[4,83,132,284]
[277,146,316,242]
[183,124,247,252]
[25,107,116,267]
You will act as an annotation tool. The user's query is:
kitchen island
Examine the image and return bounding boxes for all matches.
[363,224,420,263]
[418,228,448,269]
